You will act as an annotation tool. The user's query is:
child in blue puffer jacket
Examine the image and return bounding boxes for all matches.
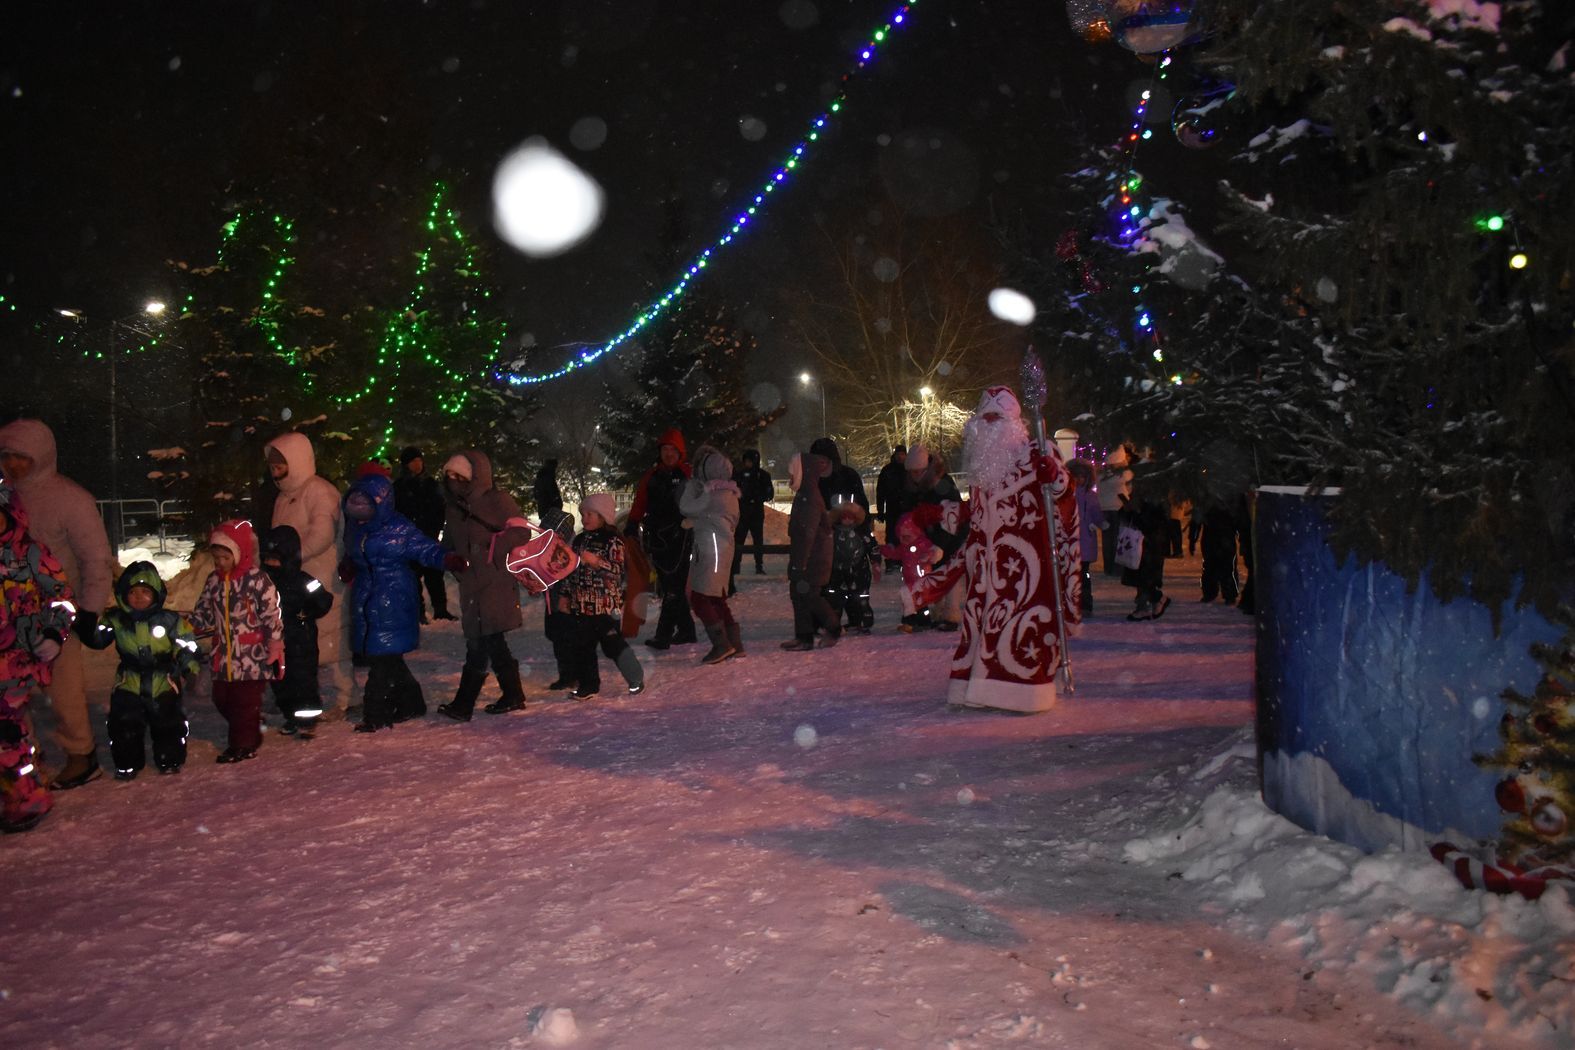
[340,474,465,733]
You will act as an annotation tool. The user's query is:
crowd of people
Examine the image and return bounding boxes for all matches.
[0,405,1250,834]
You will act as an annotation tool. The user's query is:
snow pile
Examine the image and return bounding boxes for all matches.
[1125,737,1575,1048]
[118,535,197,583]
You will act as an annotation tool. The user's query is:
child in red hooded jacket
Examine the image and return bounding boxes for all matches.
[189,520,284,763]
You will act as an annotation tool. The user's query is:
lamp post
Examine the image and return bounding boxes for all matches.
[59,302,167,550]
[799,371,826,436]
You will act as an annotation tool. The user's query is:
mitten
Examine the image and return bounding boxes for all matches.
[71,611,99,645]
[337,557,357,584]
[443,553,468,573]
[32,636,62,664]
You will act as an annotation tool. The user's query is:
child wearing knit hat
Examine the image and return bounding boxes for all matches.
[556,494,644,699]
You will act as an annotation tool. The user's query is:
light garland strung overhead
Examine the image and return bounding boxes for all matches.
[498,0,922,387]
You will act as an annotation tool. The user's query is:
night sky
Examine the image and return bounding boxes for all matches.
[3,0,1163,482]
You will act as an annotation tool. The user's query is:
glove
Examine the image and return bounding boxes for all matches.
[443,553,468,573]
[71,611,99,645]
[337,557,357,584]
[33,637,62,664]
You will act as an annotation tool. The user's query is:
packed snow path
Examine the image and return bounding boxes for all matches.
[3,558,1501,1048]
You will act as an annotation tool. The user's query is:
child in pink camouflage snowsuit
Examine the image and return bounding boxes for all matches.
[0,481,76,833]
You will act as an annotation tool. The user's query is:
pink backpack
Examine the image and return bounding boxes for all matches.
[489,518,580,596]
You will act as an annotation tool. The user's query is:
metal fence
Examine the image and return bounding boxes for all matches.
[95,498,190,554]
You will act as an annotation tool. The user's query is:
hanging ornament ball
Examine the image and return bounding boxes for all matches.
[1109,0,1196,55]
[492,138,605,258]
[1171,86,1233,149]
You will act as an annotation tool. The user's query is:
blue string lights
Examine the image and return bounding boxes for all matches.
[498,1,922,387]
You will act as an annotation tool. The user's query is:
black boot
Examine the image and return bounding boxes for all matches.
[439,668,486,722]
[700,622,736,665]
[725,621,745,660]
[484,660,527,714]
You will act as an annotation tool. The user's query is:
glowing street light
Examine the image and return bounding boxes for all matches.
[799,371,826,435]
[919,385,934,398]
[144,300,166,316]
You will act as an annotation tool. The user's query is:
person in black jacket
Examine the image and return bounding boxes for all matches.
[627,428,696,649]
[393,446,454,621]
[809,437,870,522]
[533,458,564,519]
[874,444,906,549]
[261,525,336,738]
[730,448,773,584]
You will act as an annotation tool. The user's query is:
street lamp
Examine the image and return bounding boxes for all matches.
[799,371,826,436]
[919,385,934,398]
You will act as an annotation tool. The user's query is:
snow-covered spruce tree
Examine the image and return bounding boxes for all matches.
[1145,0,1575,614]
[175,210,333,526]
[597,288,784,487]
[1475,606,1575,867]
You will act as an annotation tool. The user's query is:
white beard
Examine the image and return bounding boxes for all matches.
[964,414,1031,493]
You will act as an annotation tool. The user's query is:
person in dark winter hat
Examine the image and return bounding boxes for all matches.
[394,446,453,622]
[560,492,644,698]
[437,451,532,720]
[875,444,908,561]
[809,437,870,523]
[78,562,203,778]
[729,449,773,582]
[340,474,466,731]
[626,428,697,650]
[680,445,743,664]
[781,451,839,651]
[260,526,336,738]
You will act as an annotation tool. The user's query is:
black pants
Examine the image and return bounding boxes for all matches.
[646,530,696,643]
[827,587,873,630]
[789,569,838,641]
[1200,537,1240,602]
[544,610,575,678]
[463,631,516,677]
[271,640,321,722]
[107,688,188,773]
[418,566,451,616]
[568,614,631,691]
[1079,561,1094,614]
[732,505,765,575]
[363,655,425,727]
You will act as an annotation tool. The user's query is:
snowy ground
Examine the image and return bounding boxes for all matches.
[6,554,1570,1049]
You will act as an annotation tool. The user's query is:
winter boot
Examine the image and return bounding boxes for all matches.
[484,660,527,714]
[615,648,645,693]
[700,622,736,665]
[439,668,486,722]
[49,750,102,791]
[0,722,52,833]
[725,621,745,660]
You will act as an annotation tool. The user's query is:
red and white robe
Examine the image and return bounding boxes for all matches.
[914,444,1080,713]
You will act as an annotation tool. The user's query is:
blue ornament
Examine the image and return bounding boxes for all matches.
[1108,1,1196,54]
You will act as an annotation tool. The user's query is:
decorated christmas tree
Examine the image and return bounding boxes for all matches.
[1476,608,1575,868]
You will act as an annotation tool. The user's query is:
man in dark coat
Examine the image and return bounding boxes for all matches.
[808,437,870,523]
[730,448,773,582]
[781,451,838,650]
[874,444,907,547]
[393,446,454,621]
[626,428,696,649]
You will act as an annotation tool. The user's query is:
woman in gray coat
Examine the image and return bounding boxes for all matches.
[679,445,742,664]
[782,451,838,651]
[435,450,530,720]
